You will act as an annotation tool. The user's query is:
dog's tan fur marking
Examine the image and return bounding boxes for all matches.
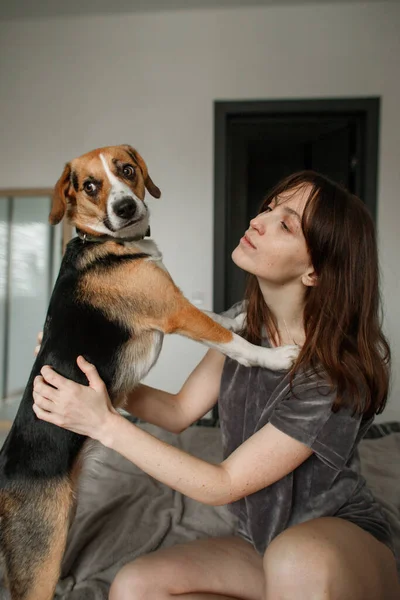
[24,481,73,600]
[162,303,233,343]
[78,257,233,347]
[0,479,74,600]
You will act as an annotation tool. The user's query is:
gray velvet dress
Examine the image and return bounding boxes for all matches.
[218,336,394,556]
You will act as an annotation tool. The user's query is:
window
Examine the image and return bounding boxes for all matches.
[0,189,71,401]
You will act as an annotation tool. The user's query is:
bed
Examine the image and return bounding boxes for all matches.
[0,421,399,599]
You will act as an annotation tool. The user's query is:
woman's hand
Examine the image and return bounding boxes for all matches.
[32,356,119,441]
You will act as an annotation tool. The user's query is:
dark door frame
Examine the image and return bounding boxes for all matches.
[213,97,380,313]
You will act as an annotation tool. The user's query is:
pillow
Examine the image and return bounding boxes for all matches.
[364,421,400,440]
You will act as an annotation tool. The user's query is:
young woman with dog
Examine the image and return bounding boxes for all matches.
[33,171,399,599]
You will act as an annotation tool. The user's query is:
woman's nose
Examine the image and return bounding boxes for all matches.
[249,217,265,235]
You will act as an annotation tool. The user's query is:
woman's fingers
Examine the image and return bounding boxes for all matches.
[32,389,55,412]
[40,366,73,391]
[32,360,114,437]
[33,375,58,401]
[32,402,61,426]
[37,359,105,395]
[77,356,105,391]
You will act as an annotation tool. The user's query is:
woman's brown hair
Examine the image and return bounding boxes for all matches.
[244,171,390,418]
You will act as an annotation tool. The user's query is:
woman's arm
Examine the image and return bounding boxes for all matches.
[99,415,313,506]
[34,328,224,434]
[123,349,225,433]
[32,357,312,506]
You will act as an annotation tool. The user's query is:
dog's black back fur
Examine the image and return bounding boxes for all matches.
[0,237,144,483]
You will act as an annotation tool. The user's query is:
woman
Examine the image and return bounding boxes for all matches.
[33,171,399,599]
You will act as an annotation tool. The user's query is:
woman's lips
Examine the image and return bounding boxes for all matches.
[240,234,256,249]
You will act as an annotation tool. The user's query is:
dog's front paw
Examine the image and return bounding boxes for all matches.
[261,344,300,371]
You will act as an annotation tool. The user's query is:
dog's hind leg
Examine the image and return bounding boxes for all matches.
[0,478,73,600]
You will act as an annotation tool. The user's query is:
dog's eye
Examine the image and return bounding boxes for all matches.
[83,181,97,194]
[122,165,135,178]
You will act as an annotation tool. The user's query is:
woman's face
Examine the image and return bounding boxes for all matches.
[232,184,315,288]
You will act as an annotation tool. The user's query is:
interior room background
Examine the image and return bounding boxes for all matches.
[0,0,399,423]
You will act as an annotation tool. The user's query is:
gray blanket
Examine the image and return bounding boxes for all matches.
[55,424,235,599]
[0,425,399,598]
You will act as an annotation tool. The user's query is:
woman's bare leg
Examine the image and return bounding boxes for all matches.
[169,596,242,599]
[109,535,264,600]
[110,517,399,600]
[263,516,400,600]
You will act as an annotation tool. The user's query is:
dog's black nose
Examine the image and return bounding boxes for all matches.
[114,197,137,220]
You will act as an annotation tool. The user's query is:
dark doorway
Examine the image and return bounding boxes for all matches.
[213,98,380,313]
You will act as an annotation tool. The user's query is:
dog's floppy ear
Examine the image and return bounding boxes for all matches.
[122,145,161,199]
[49,163,71,224]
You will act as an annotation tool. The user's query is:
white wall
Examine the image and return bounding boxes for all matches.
[0,1,399,421]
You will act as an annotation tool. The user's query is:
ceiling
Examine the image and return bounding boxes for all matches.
[0,0,390,21]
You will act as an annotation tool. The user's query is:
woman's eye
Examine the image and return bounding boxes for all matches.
[83,182,97,194]
[260,206,272,215]
[281,221,290,233]
[123,165,135,178]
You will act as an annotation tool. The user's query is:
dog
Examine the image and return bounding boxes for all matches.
[0,144,298,600]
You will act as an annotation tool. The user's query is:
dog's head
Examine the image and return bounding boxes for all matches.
[50,144,161,239]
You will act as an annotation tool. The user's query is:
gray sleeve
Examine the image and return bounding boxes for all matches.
[219,301,247,318]
[269,380,363,470]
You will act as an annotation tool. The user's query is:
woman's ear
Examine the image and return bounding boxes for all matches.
[49,163,71,224]
[302,267,318,287]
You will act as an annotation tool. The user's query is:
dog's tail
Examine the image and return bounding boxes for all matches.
[0,477,74,600]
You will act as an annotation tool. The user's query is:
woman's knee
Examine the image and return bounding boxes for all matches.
[109,555,164,600]
[263,524,343,596]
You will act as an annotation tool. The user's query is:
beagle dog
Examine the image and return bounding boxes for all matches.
[0,145,298,600]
